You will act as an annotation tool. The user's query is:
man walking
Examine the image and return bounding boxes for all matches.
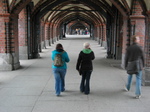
[124,35,145,99]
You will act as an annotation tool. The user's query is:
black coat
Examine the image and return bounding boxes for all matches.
[125,43,145,70]
[76,50,95,71]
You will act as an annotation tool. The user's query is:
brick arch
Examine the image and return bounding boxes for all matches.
[133,0,147,15]
[131,0,144,16]
[9,0,17,11]
[0,0,9,13]
[11,0,31,15]
[109,0,129,18]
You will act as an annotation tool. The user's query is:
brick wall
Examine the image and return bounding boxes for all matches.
[0,0,9,53]
[0,17,6,53]
[130,0,145,48]
[45,22,49,41]
[145,12,150,67]
[10,15,19,53]
[19,8,27,47]
[132,0,143,15]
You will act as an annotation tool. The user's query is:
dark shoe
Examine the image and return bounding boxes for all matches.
[56,94,60,97]
[80,89,84,93]
[80,90,84,93]
[84,93,89,95]
[84,92,89,95]
[61,88,65,92]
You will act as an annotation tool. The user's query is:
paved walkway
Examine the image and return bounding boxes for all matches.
[0,37,150,112]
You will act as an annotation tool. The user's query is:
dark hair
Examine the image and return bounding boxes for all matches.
[56,43,63,50]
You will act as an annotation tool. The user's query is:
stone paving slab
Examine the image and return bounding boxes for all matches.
[0,37,150,112]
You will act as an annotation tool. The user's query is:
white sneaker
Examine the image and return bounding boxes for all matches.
[135,95,141,99]
[124,86,129,92]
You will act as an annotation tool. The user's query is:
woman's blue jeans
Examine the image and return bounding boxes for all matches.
[80,70,92,94]
[53,68,66,95]
[126,70,142,95]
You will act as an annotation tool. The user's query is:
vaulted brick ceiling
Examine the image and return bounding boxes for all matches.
[8,0,150,26]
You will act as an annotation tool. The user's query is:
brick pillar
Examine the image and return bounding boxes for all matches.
[130,15,145,46]
[143,11,150,86]
[53,24,57,42]
[50,23,54,44]
[0,0,20,70]
[45,22,49,47]
[9,14,20,70]
[48,23,51,46]
[97,26,100,44]
[145,12,150,67]
[56,25,59,41]
[41,21,45,49]
[121,17,129,68]
[18,8,28,59]
[94,25,97,41]
[102,24,107,49]
[130,15,147,85]
[0,13,14,70]
[100,25,103,46]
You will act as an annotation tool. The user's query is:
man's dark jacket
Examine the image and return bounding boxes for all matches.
[76,49,95,71]
[125,43,145,70]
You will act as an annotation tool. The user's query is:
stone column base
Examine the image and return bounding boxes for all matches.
[41,41,45,49]
[45,40,51,47]
[0,53,20,71]
[142,68,150,86]
[19,46,28,60]
[33,52,40,58]
[102,41,107,49]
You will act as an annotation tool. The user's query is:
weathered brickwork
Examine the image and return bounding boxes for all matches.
[19,8,27,47]
[132,0,143,15]
[40,21,44,42]
[130,0,145,50]
[9,15,19,53]
[145,12,150,67]
[45,23,49,40]
[0,17,6,53]
[0,0,9,53]
[102,25,106,41]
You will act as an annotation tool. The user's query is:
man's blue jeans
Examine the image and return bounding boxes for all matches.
[80,70,92,94]
[126,70,142,95]
[53,68,66,95]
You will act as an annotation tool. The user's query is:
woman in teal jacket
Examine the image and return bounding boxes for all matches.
[51,43,70,96]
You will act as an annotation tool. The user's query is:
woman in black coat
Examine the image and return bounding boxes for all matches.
[76,42,95,95]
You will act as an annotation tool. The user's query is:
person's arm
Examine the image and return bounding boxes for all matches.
[51,51,55,61]
[91,51,95,60]
[124,49,129,69]
[76,52,82,71]
[140,48,145,67]
[64,52,70,63]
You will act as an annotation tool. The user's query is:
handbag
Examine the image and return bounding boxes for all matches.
[126,60,140,74]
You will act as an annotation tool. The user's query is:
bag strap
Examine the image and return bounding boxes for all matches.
[60,51,65,55]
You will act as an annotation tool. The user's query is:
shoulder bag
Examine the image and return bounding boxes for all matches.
[126,60,140,75]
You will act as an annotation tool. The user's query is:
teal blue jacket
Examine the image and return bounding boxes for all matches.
[51,50,70,69]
